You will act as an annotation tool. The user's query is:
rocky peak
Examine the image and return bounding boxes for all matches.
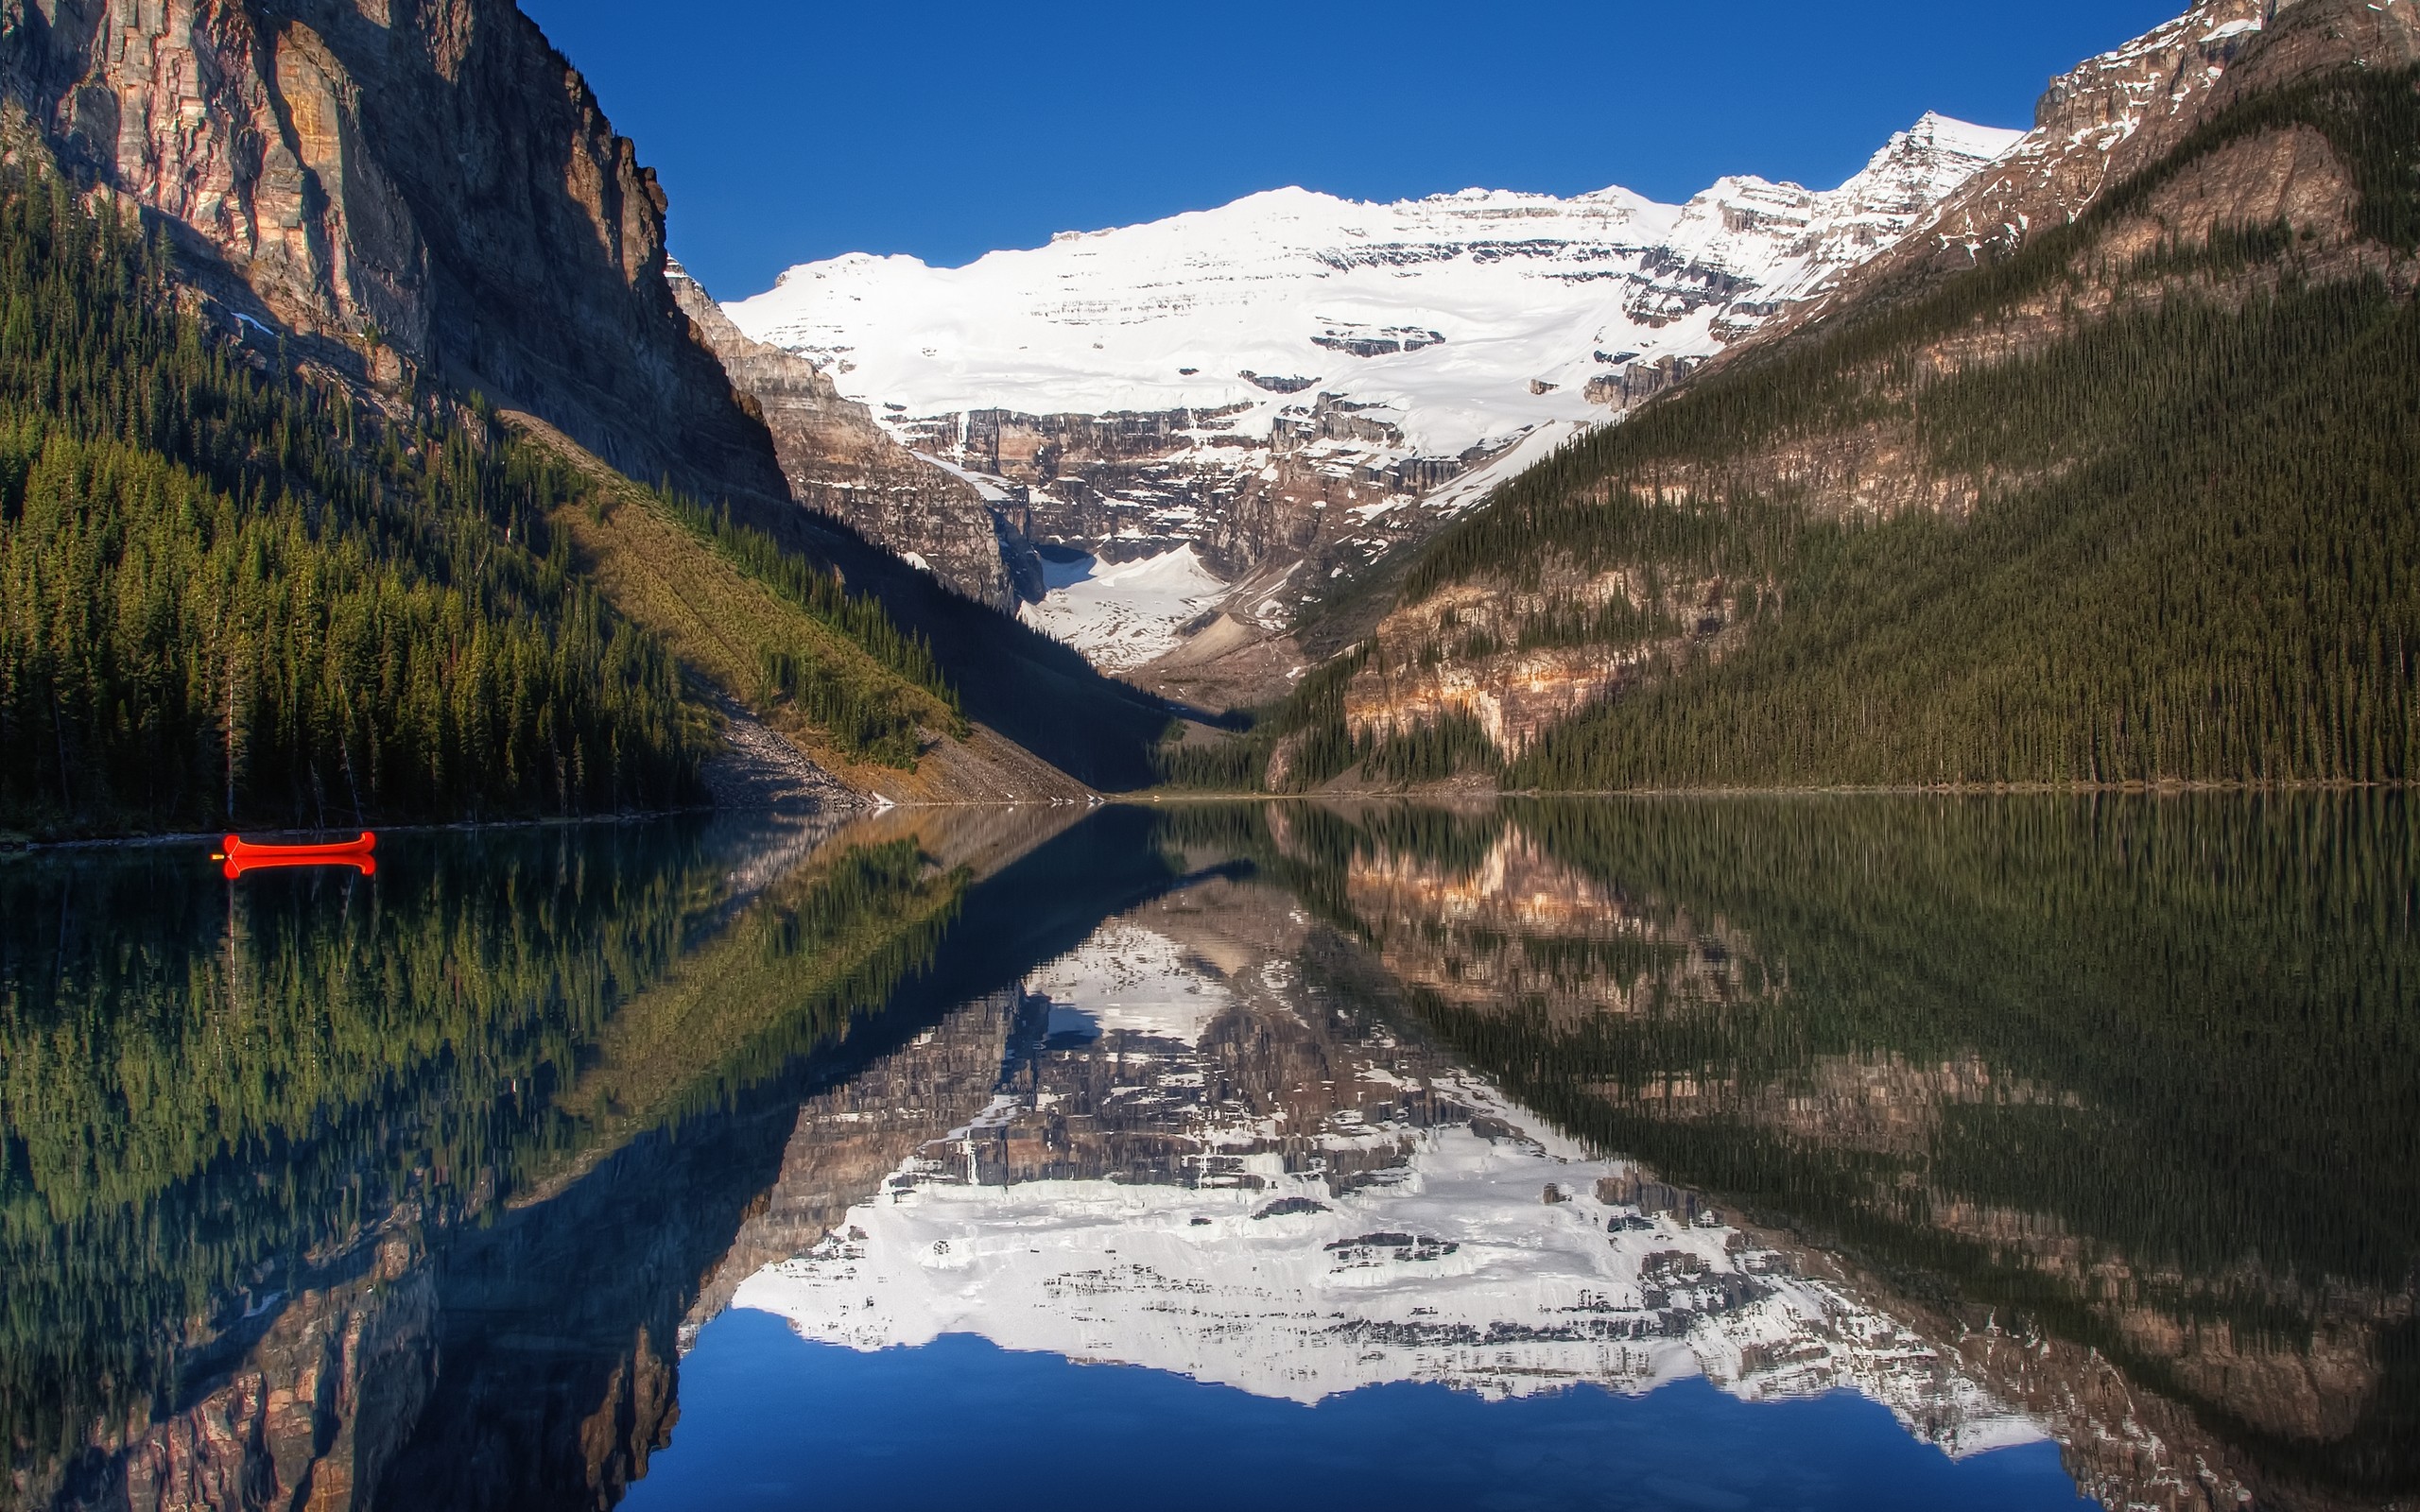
[1647,114,2023,329]
[2032,0,2274,143]
[1828,113,2034,232]
[0,0,786,506]
[1800,0,2415,306]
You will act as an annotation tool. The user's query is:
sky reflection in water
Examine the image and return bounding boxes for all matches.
[635,1317,2090,1512]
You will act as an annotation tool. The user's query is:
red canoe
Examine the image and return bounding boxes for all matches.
[216,832,378,879]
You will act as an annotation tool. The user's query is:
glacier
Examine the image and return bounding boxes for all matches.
[726,112,2024,459]
[722,114,2022,680]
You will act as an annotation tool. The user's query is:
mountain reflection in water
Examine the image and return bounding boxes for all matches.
[2,798,2412,1512]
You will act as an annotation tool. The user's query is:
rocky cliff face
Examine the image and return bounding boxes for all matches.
[669,266,1039,610]
[0,0,787,507]
[1772,0,2418,334]
[1320,563,1752,771]
[47,1233,439,1512]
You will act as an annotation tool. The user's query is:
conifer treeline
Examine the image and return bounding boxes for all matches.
[1154,649,1508,792]
[1514,277,2420,789]
[655,484,957,711]
[651,483,967,766]
[1155,644,1379,792]
[1270,66,2420,794]
[0,167,700,833]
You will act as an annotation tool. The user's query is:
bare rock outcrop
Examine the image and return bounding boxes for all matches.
[669,266,1039,610]
[0,0,788,507]
[41,1232,439,1512]
[1774,0,2419,335]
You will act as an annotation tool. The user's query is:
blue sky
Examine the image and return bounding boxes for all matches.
[517,0,2184,300]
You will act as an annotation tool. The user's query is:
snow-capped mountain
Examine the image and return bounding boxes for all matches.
[1773,0,2295,338]
[730,113,2020,455]
[721,115,2020,683]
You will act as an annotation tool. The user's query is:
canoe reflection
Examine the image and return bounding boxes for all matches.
[214,831,378,878]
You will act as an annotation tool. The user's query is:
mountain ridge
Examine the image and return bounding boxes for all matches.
[1161,0,2420,796]
[732,112,2029,436]
[709,111,2025,697]
[0,0,1184,834]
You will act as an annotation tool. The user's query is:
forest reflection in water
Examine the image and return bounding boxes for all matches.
[1207,796,2420,1511]
[0,796,2411,1512]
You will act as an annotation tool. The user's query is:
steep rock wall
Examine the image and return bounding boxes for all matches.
[0,0,787,506]
[668,266,1036,610]
[45,1236,438,1512]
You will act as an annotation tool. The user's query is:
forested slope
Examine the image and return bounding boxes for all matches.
[1188,17,2420,795]
[0,163,1162,836]
[762,499,1177,793]
[0,167,977,836]
[0,0,1182,827]
[0,168,705,835]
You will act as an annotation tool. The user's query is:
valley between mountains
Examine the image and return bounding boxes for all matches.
[1,0,2415,836]
[2,8,2418,1510]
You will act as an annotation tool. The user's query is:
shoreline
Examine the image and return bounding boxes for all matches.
[0,805,724,857]
[0,792,1114,854]
[1127,778,2412,803]
[9,779,2404,852]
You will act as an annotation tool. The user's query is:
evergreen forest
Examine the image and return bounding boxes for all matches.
[1155,794,2420,1500]
[628,479,969,771]
[0,165,978,834]
[0,167,707,834]
[1204,66,2420,795]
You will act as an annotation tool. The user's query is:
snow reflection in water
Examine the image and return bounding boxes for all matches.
[719,876,2040,1461]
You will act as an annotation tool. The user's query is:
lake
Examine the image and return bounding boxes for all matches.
[2,798,2412,1511]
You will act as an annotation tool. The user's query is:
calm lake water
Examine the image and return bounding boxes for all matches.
[2,798,2413,1511]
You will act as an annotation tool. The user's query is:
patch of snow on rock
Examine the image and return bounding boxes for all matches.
[1018,546,1229,672]
[1024,922,1233,1046]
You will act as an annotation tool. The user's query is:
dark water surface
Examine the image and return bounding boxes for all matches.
[2,798,2413,1512]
